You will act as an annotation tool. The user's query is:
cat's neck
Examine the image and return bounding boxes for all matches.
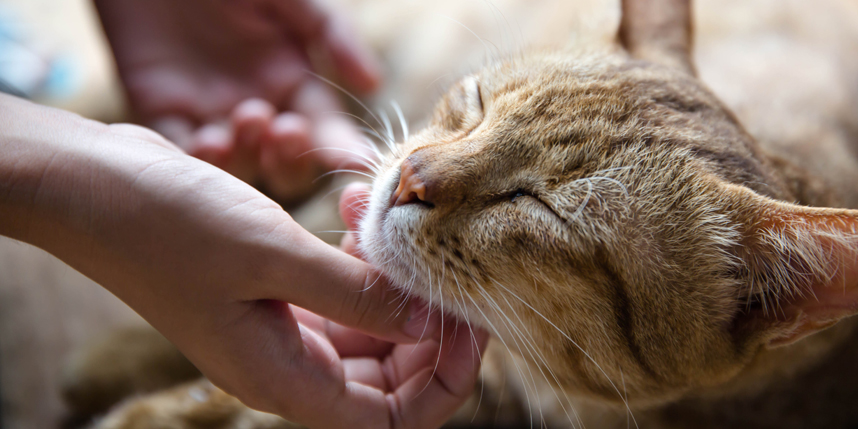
[650,318,858,428]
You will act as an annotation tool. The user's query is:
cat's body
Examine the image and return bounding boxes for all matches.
[56,0,858,428]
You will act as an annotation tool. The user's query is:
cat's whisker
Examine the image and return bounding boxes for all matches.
[586,176,629,198]
[390,100,410,141]
[313,169,375,183]
[378,108,396,144]
[434,13,498,62]
[297,148,378,173]
[474,280,580,429]
[491,279,640,429]
[357,125,396,153]
[412,272,448,399]
[480,293,551,427]
[451,283,488,424]
[300,145,381,167]
[358,271,385,293]
[479,0,522,60]
[425,72,459,91]
[317,184,370,206]
[319,110,394,152]
[621,371,631,429]
[482,277,584,429]
[568,179,594,222]
[461,287,537,428]
[390,289,411,320]
[303,71,389,136]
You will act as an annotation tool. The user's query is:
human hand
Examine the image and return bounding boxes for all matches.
[94,0,380,201]
[0,94,486,428]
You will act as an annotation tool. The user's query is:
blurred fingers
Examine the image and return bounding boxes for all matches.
[339,182,372,231]
[232,98,276,150]
[150,116,195,152]
[190,122,233,167]
[266,0,380,93]
[291,79,377,172]
[259,112,319,200]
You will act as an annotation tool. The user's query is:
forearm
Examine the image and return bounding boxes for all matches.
[0,93,295,312]
[0,93,198,298]
[0,93,96,246]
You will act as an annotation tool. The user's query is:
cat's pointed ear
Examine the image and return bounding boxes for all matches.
[727,185,858,348]
[618,0,696,75]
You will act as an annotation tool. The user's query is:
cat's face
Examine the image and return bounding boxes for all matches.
[359,51,771,403]
[359,47,858,407]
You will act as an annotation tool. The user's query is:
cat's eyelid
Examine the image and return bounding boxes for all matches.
[507,188,567,223]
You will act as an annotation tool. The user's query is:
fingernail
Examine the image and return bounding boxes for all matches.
[403,300,441,341]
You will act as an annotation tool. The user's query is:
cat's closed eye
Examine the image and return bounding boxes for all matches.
[506,189,564,221]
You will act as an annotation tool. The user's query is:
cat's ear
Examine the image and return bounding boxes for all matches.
[727,185,858,348]
[617,0,696,75]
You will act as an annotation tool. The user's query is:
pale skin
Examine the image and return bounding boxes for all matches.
[0,0,488,427]
[0,93,488,429]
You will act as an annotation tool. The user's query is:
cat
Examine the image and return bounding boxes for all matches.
[60,0,858,428]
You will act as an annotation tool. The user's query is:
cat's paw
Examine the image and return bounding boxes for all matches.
[91,380,298,429]
[62,325,201,417]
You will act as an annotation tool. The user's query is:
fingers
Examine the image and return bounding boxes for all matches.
[293,306,395,358]
[260,222,441,343]
[267,0,381,93]
[386,322,490,429]
[259,113,319,200]
[232,98,276,150]
[291,79,378,172]
[321,14,382,93]
[339,182,372,231]
[150,116,195,152]
[284,319,488,429]
[339,182,372,256]
[190,122,234,168]
[151,98,332,201]
[344,358,389,390]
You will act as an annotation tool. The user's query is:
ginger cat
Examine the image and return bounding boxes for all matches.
[61,0,858,428]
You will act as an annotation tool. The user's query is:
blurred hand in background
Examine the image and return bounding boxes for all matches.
[95,0,380,201]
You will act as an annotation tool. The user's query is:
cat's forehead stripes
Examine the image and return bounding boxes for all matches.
[443,56,786,202]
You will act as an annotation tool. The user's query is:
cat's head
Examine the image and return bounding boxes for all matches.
[359,0,858,406]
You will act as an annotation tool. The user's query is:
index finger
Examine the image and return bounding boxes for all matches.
[258,224,440,344]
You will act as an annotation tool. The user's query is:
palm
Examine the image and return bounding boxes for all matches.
[97,0,379,201]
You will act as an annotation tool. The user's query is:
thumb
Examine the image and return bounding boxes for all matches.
[266,224,440,344]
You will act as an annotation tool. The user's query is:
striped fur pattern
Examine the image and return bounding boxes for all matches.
[357,1,858,422]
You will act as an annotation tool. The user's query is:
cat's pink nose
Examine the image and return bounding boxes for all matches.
[392,158,429,206]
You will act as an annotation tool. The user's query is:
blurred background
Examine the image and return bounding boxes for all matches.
[0,0,124,121]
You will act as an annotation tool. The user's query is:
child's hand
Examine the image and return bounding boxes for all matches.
[0,94,485,429]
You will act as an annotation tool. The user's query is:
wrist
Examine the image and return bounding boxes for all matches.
[0,94,156,253]
[0,94,89,244]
